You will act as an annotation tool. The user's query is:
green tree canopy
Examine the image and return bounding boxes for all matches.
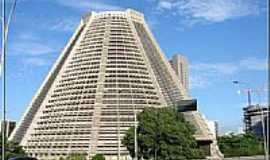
[0,138,26,160]
[92,154,105,160]
[122,107,204,160]
[65,153,87,160]
[218,132,264,157]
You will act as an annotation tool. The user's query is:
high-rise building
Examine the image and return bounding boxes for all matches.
[206,120,218,138]
[243,104,269,138]
[10,9,221,160]
[0,120,16,138]
[170,54,189,92]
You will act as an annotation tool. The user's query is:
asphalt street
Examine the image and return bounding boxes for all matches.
[223,155,266,160]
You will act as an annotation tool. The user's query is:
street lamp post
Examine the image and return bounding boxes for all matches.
[232,81,252,106]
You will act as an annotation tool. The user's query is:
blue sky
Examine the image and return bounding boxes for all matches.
[1,0,268,134]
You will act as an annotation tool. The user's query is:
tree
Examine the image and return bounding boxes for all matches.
[92,154,105,160]
[0,137,26,160]
[59,157,65,160]
[218,132,264,157]
[65,153,87,160]
[122,107,204,160]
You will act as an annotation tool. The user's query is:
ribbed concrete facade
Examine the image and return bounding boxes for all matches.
[10,9,221,160]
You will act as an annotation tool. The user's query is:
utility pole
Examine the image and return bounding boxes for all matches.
[134,109,137,160]
[1,1,6,160]
[117,90,121,160]
[1,1,18,159]
[266,0,269,159]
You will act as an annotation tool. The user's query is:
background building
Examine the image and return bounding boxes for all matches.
[243,104,269,138]
[0,120,16,138]
[206,120,218,138]
[170,54,189,92]
[10,9,221,160]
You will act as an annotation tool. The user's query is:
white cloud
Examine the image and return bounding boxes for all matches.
[9,33,59,68]
[146,16,160,30]
[18,34,37,41]
[190,57,267,89]
[10,33,59,56]
[24,57,49,67]
[155,0,261,25]
[189,74,211,89]
[219,122,243,135]
[50,19,78,32]
[158,1,173,10]
[239,57,268,71]
[11,41,56,56]
[56,0,123,11]
[190,62,239,75]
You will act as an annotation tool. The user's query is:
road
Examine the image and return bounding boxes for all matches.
[224,155,265,160]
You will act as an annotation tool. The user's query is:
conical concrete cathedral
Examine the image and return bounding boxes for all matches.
[10,9,222,160]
